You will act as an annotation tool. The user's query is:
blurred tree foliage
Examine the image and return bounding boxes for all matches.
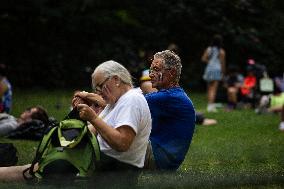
[0,0,283,89]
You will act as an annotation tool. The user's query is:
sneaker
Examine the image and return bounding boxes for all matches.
[279,122,284,131]
[207,104,217,113]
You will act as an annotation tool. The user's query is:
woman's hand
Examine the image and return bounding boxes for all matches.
[75,91,106,108]
[76,103,98,123]
[72,95,88,108]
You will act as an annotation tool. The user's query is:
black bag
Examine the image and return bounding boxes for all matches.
[7,118,58,141]
[0,143,18,166]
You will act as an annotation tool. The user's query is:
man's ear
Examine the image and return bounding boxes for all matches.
[168,68,176,79]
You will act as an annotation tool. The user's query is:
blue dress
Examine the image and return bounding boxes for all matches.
[145,87,196,170]
[203,46,222,82]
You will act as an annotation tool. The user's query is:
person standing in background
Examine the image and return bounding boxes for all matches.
[201,34,226,112]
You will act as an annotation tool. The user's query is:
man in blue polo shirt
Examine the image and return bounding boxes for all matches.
[145,50,196,170]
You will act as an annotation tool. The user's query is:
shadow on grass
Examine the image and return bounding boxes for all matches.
[0,171,283,189]
[138,171,284,189]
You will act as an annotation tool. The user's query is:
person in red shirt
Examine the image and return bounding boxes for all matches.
[240,67,257,108]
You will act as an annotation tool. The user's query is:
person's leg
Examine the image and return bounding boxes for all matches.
[268,105,283,113]
[207,81,214,104]
[227,87,238,110]
[281,104,284,122]
[257,95,270,113]
[0,164,30,182]
[210,80,219,104]
[279,105,284,131]
[207,81,219,112]
[92,153,142,188]
[202,118,217,126]
[230,87,238,104]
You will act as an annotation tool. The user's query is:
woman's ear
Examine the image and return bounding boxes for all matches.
[113,75,121,86]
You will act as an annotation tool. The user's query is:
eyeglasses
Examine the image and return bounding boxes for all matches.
[149,67,171,75]
[94,77,110,93]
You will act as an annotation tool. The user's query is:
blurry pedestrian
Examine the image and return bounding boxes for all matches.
[223,65,244,110]
[0,64,12,113]
[201,34,226,112]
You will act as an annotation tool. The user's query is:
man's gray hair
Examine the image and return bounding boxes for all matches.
[154,50,182,82]
[92,60,133,89]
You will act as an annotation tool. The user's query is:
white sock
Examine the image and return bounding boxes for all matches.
[279,122,284,131]
[207,103,217,112]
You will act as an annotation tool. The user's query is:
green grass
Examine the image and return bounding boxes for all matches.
[11,89,74,120]
[1,89,75,165]
[1,89,284,188]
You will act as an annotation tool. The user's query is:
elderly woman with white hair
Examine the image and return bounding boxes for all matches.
[74,60,152,170]
[0,60,152,184]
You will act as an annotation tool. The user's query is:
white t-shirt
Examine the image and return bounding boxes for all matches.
[97,89,152,168]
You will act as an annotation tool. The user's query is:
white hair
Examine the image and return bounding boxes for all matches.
[154,50,182,82]
[92,60,133,89]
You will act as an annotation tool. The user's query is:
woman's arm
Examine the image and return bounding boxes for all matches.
[201,48,210,63]
[219,49,226,74]
[77,104,135,152]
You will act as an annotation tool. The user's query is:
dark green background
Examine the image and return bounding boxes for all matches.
[1,0,283,89]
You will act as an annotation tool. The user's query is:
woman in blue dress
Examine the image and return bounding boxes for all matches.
[201,34,226,112]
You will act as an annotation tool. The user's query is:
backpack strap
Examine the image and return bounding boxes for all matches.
[88,132,100,161]
[37,126,57,155]
[23,126,58,181]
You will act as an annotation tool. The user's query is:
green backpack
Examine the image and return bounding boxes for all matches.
[23,109,100,183]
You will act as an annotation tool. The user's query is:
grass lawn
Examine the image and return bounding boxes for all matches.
[0,89,283,188]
